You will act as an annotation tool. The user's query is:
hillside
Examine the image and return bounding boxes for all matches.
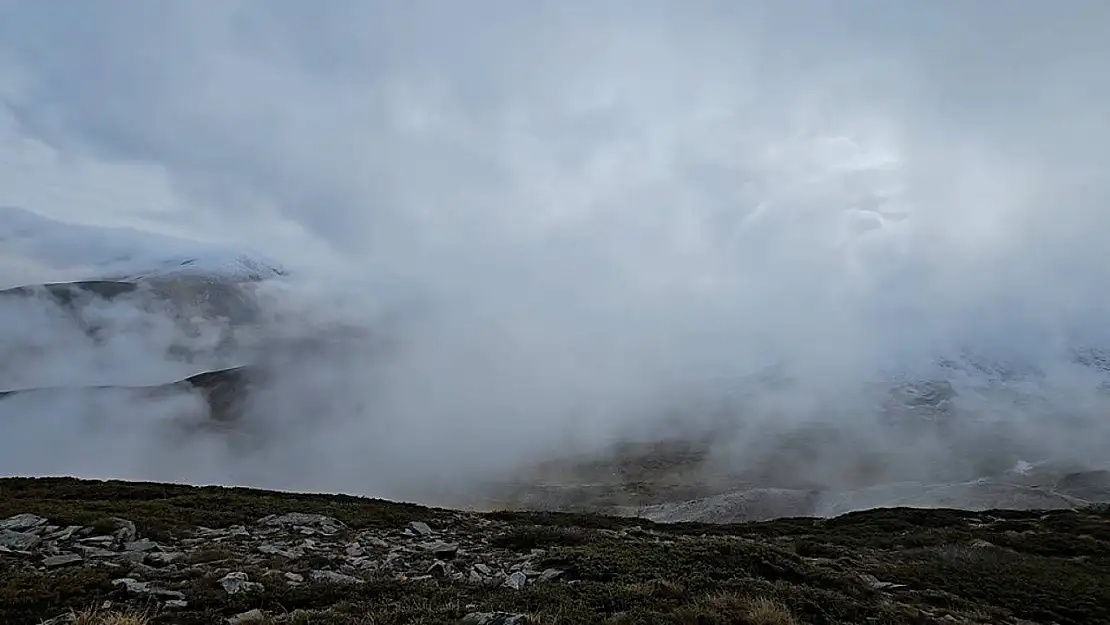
[1,478,1108,625]
[0,206,287,285]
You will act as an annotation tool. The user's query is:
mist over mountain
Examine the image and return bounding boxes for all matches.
[1,2,1109,515]
[0,206,288,286]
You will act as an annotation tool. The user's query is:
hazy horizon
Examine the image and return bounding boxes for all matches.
[2,1,1109,508]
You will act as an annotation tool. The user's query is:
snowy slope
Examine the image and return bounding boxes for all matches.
[0,206,289,285]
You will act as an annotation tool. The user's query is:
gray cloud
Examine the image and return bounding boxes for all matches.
[2,1,1110,503]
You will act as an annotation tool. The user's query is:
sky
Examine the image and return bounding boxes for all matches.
[1,1,1110,502]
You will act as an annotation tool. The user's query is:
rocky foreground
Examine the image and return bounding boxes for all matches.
[1,478,1109,625]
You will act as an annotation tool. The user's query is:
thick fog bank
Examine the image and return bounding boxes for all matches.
[1,2,1109,508]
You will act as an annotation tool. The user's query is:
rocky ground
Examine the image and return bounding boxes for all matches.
[1,478,1109,625]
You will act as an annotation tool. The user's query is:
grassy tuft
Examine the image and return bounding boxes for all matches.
[67,605,152,625]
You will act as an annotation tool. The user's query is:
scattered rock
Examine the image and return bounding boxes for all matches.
[361,535,391,549]
[113,577,147,594]
[42,553,82,569]
[153,588,187,601]
[74,545,117,559]
[123,538,159,552]
[147,551,184,566]
[0,529,41,551]
[0,507,570,615]
[227,608,267,625]
[45,526,82,541]
[257,543,298,559]
[0,513,48,532]
[259,513,346,534]
[860,573,907,590]
[311,570,364,585]
[427,560,450,577]
[461,613,529,625]
[116,551,146,565]
[220,572,264,595]
[111,518,138,543]
[423,540,460,558]
[537,568,563,583]
[504,571,528,590]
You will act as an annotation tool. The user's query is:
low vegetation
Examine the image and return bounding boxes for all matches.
[1,477,1107,625]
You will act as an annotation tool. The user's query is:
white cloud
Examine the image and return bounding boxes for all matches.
[2,1,1110,500]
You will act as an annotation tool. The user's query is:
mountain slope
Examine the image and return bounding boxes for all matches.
[0,206,288,285]
[0,207,296,389]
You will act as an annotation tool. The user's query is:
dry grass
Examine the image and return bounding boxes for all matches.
[65,605,151,625]
[741,596,799,625]
[670,593,798,625]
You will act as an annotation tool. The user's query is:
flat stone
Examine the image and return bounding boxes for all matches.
[43,553,83,568]
[537,568,563,583]
[359,535,391,549]
[284,572,304,583]
[45,526,83,542]
[259,513,346,533]
[0,530,40,551]
[257,544,298,559]
[152,588,186,601]
[473,563,494,576]
[421,540,459,558]
[0,514,48,532]
[116,551,146,565]
[111,519,138,543]
[76,545,118,559]
[407,521,434,536]
[165,600,189,610]
[147,551,185,566]
[113,578,150,594]
[859,573,907,590]
[311,570,364,585]
[504,571,528,591]
[220,572,263,595]
[194,527,230,538]
[79,536,115,546]
[461,613,529,625]
[124,538,159,552]
[130,563,176,580]
[227,609,266,625]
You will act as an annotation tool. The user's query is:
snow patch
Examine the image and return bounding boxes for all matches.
[0,206,289,285]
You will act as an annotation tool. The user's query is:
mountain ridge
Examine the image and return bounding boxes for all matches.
[0,206,289,285]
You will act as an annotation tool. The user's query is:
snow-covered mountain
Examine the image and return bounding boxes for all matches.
[0,206,289,286]
[0,206,299,389]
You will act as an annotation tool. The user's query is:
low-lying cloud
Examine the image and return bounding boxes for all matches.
[1,2,1110,506]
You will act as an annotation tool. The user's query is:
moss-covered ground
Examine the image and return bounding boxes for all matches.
[2,477,1108,625]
